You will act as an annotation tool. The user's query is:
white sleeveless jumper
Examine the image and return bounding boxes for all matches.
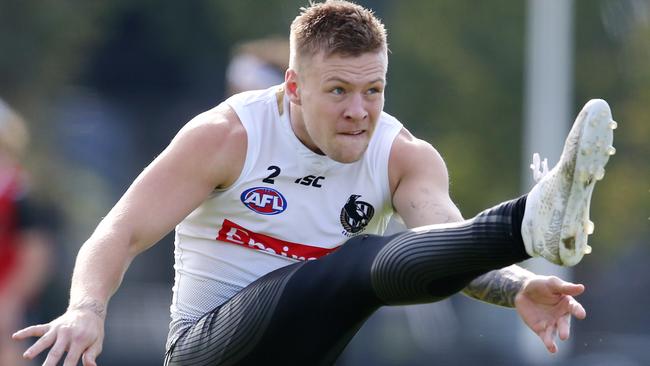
[167,85,403,345]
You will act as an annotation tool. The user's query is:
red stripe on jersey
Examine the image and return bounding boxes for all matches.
[216,219,338,261]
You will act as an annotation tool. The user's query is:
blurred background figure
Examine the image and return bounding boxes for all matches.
[0,99,56,366]
[225,36,289,96]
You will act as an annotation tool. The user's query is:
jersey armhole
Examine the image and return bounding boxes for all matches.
[374,115,403,201]
[217,101,260,193]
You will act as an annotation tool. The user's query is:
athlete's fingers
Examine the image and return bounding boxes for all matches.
[569,298,586,319]
[82,352,98,366]
[546,276,564,291]
[12,324,50,340]
[22,330,56,359]
[42,334,69,366]
[557,313,571,341]
[545,276,581,294]
[82,343,102,366]
[558,282,585,296]
[63,341,85,366]
[533,320,549,352]
[542,323,557,353]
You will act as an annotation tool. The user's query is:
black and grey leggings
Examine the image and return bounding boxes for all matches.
[164,196,529,366]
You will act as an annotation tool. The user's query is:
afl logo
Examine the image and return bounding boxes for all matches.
[241,187,287,215]
[340,194,374,235]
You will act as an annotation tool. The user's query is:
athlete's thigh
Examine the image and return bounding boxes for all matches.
[238,235,390,364]
[166,234,388,366]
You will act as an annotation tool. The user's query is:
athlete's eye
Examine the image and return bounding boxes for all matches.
[331,87,345,95]
[366,87,382,95]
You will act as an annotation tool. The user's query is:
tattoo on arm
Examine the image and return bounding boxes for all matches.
[462,265,532,308]
[69,298,107,319]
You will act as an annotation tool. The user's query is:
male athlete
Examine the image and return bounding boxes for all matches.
[14,1,617,365]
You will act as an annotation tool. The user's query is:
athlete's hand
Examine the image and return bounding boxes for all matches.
[515,275,586,353]
[12,307,105,366]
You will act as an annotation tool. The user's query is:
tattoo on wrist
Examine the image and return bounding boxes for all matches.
[69,299,106,319]
[464,267,528,308]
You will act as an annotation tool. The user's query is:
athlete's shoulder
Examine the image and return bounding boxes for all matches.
[182,103,245,143]
[388,127,448,194]
[173,103,247,188]
[391,127,441,162]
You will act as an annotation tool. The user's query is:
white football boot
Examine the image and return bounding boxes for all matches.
[522,99,617,266]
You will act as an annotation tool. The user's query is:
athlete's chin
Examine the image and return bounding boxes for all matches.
[326,145,368,163]
[332,155,362,164]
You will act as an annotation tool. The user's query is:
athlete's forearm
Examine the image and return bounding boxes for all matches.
[462,264,534,307]
[68,218,137,315]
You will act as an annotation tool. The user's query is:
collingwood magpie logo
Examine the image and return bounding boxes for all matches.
[340,194,375,236]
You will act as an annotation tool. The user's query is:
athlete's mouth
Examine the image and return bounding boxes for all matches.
[339,130,365,136]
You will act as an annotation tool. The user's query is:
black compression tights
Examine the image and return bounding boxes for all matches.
[164,196,530,366]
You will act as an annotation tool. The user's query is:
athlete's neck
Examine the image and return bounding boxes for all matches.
[288,102,324,155]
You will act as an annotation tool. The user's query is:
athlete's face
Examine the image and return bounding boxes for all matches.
[286,50,387,163]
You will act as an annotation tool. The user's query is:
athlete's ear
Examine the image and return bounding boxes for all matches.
[285,69,301,106]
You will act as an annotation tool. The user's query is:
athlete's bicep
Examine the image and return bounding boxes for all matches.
[104,104,247,254]
[389,130,463,229]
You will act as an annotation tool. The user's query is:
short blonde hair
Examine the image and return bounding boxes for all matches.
[289,0,388,69]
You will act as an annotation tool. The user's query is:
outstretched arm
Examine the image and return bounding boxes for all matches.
[389,128,585,353]
[12,104,247,366]
[389,128,533,306]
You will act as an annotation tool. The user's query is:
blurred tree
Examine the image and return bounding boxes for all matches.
[574,0,650,259]
[382,0,648,261]
[385,1,526,215]
[0,1,114,103]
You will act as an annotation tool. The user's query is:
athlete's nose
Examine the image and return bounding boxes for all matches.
[344,93,368,121]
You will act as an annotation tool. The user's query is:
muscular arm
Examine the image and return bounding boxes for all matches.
[14,104,249,365]
[389,128,531,308]
[70,104,246,311]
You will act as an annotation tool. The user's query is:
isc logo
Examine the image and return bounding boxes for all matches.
[240,187,287,215]
[294,175,325,188]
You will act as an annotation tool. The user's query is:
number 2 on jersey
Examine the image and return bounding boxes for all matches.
[263,165,281,184]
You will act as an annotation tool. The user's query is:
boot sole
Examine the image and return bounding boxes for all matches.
[559,99,615,265]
